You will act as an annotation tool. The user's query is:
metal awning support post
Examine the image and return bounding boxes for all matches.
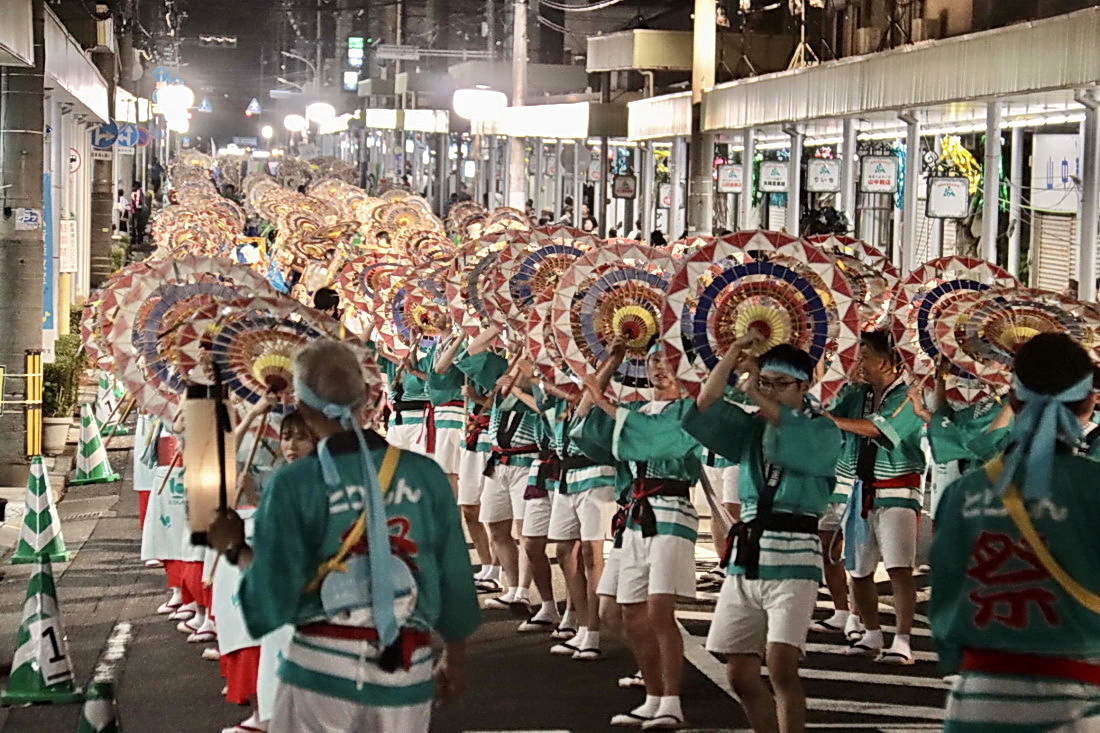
[741,127,757,229]
[901,111,921,274]
[553,139,564,218]
[573,139,584,228]
[534,138,545,215]
[641,142,655,239]
[931,134,944,258]
[1007,125,1023,277]
[840,118,857,230]
[981,101,1002,265]
[1076,88,1100,301]
[489,134,500,208]
[669,136,687,238]
[785,124,803,235]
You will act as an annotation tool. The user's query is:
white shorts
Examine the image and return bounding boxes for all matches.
[272,682,432,733]
[478,462,529,524]
[548,486,617,542]
[705,575,819,655]
[703,464,740,506]
[598,529,697,604]
[387,419,425,454]
[432,427,464,476]
[456,448,486,507]
[521,495,552,537]
[851,506,918,578]
[817,501,846,532]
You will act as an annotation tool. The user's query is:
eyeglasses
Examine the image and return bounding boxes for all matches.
[757,377,800,391]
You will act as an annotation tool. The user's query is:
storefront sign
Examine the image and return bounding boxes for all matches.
[14,207,41,230]
[926,177,971,219]
[860,155,899,193]
[758,161,789,192]
[716,164,742,194]
[612,174,637,199]
[658,182,672,208]
[806,159,841,193]
[59,219,77,273]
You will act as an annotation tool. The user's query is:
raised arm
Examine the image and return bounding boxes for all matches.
[698,331,763,411]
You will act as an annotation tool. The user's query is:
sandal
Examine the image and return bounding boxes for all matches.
[642,714,685,730]
[617,671,645,689]
[550,625,577,640]
[474,577,503,594]
[550,640,580,655]
[845,640,882,657]
[876,649,915,665]
[809,618,844,633]
[517,617,557,632]
[571,647,602,661]
[610,711,651,727]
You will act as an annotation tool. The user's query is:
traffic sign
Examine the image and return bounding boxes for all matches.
[115,123,139,148]
[136,126,151,147]
[68,148,81,174]
[245,98,262,116]
[376,44,420,61]
[152,66,172,83]
[197,98,212,113]
[90,122,118,150]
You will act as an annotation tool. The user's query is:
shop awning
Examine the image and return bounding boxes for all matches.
[44,6,109,122]
[0,0,32,67]
[703,6,1100,133]
[480,102,627,140]
[628,92,692,141]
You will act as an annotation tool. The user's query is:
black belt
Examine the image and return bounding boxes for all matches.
[555,454,598,494]
[483,444,539,478]
[392,401,428,425]
[628,479,692,538]
[722,513,819,580]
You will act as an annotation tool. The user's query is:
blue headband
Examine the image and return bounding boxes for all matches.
[646,341,664,358]
[994,373,1093,501]
[759,360,811,383]
[293,375,398,648]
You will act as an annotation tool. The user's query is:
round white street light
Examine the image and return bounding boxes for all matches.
[283,114,307,133]
[158,83,195,117]
[452,86,507,121]
[305,102,336,124]
[261,124,274,140]
[167,115,190,134]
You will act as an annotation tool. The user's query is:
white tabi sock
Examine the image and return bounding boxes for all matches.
[583,629,600,649]
[633,694,661,717]
[890,632,911,655]
[823,609,850,627]
[655,695,683,720]
[558,609,577,630]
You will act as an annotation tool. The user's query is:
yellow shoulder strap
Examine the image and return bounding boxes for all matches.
[303,445,401,594]
[983,455,1100,614]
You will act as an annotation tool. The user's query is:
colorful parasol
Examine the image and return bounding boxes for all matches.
[803,234,899,329]
[550,242,678,402]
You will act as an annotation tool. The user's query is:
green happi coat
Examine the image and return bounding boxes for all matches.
[239,434,480,707]
[532,387,617,495]
[830,379,926,511]
[454,351,539,467]
[683,400,842,580]
[930,450,1100,732]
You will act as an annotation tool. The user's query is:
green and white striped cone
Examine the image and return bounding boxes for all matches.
[76,680,121,732]
[93,373,116,433]
[70,405,120,486]
[1,556,82,704]
[11,456,70,564]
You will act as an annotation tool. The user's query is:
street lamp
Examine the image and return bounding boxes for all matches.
[261,125,274,140]
[452,86,508,122]
[305,102,336,124]
[283,114,307,133]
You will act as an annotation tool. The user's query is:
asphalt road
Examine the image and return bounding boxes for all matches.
[0,450,947,733]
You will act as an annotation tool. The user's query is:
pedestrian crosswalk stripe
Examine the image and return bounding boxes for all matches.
[763,664,949,690]
[802,642,938,663]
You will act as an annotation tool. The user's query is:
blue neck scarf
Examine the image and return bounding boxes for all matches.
[293,376,398,648]
[994,374,1093,501]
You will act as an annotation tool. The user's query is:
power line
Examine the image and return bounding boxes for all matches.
[539,0,630,12]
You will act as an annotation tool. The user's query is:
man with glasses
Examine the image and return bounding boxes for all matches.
[826,329,926,665]
[683,336,843,733]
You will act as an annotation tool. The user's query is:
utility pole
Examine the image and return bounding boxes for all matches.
[506,0,528,210]
[687,0,717,235]
[0,0,46,485]
[487,0,496,59]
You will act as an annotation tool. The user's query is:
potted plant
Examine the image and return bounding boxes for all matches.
[41,334,85,455]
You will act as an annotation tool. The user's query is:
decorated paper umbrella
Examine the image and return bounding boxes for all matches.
[667,236,719,259]
[891,256,1019,389]
[935,286,1100,391]
[390,277,449,348]
[718,228,799,259]
[488,226,595,334]
[550,242,678,402]
[208,296,340,411]
[527,287,581,397]
[335,257,405,311]
[445,233,511,340]
[804,234,899,329]
[80,296,110,369]
[661,238,859,406]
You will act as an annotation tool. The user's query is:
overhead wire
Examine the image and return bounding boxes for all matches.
[539,0,630,12]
